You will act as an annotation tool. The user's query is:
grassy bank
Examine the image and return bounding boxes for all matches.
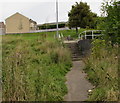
[59,28,86,38]
[84,39,119,101]
[2,33,72,101]
[7,28,86,39]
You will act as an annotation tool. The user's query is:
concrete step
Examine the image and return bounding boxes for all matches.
[72,57,81,61]
[72,53,81,56]
[72,55,81,58]
[65,42,82,61]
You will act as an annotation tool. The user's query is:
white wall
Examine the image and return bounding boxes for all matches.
[0,28,5,35]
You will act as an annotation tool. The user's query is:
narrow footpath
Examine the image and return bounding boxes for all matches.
[64,40,94,101]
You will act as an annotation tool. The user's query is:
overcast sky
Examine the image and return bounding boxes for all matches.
[0,0,103,24]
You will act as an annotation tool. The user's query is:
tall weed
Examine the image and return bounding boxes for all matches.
[84,39,119,101]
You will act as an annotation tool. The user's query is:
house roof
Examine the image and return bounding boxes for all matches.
[29,19,37,24]
[6,12,29,20]
[6,12,37,24]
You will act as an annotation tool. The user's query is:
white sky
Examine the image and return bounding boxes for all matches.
[0,0,103,24]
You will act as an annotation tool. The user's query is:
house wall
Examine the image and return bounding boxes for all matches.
[29,22,37,31]
[0,28,5,35]
[0,22,5,35]
[6,13,30,33]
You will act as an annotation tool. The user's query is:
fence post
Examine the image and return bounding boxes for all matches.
[78,34,80,39]
[85,31,86,39]
[92,31,94,39]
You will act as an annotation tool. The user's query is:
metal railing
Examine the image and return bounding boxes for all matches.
[78,30,104,40]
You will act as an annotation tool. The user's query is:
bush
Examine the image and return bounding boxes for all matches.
[101,1,120,44]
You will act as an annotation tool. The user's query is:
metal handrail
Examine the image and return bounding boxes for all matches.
[78,30,104,39]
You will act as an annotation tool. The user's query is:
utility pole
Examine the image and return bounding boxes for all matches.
[56,0,59,38]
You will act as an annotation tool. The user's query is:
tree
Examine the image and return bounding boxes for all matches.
[68,2,97,35]
[96,16,106,30]
[101,0,120,44]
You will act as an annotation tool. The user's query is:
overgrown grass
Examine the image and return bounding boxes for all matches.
[2,33,72,101]
[84,39,119,101]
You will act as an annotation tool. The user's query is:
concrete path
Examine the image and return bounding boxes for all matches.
[64,60,94,101]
